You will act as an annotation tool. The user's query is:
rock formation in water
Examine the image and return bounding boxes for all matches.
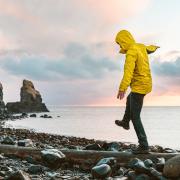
[6,79,49,113]
[0,82,6,113]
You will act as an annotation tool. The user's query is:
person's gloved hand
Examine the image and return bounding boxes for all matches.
[117,91,125,100]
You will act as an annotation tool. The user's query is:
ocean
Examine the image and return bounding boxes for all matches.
[4,106,180,149]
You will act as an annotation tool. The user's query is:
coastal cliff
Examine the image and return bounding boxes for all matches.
[0,82,6,113]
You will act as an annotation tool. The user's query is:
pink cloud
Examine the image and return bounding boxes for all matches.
[0,31,17,50]
[78,0,150,23]
[0,1,38,23]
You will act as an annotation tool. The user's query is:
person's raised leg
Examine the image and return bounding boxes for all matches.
[115,93,131,130]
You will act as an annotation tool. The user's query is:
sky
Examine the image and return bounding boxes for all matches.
[0,0,180,106]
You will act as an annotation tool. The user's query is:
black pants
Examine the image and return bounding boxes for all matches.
[123,92,148,148]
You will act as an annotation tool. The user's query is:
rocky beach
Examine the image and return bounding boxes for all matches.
[0,117,180,180]
[0,81,180,179]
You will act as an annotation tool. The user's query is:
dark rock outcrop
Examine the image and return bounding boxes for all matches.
[6,80,49,113]
[0,83,5,113]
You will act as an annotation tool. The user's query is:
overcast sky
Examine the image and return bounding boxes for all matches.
[0,0,180,106]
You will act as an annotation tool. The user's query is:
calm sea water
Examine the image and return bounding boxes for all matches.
[4,106,180,149]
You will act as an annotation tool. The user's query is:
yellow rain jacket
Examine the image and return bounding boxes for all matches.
[115,30,159,94]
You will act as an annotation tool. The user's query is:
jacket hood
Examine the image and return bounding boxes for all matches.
[115,30,135,54]
[115,30,160,54]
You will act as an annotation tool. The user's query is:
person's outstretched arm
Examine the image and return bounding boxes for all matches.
[117,50,137,100]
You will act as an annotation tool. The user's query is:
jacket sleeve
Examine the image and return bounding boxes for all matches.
[146,45,160,54]
[119,50,137,92]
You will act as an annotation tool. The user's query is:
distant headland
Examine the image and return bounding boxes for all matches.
[0,79,49,114]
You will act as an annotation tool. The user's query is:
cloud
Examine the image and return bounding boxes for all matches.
[4,0,179,106]
[152,57,180,77]
[0,1,38,23]
[150,55,180,96]
[0,0,150,56]
[0,43,119,80]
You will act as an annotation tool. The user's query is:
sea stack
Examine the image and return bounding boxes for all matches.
[6,80,49,113]
[0,82,5,113]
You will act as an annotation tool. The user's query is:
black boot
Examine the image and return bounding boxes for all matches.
[115,120,130,130]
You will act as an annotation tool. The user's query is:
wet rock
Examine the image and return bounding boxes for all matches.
[30,114,36,117]
[6,170,31,180]
[127,170,137,179]
[116,167,126,177]
[150,145,163,153]
[1,136,16,145]
[136,174,150,180]
[21,112,28,117]
[96,157,117,167]
[128,158,142,168]
[121,142,131,149]
[134,161,149,174]
[149,167,167,180]
[0,154,5,160]
[25,156,38,164]
[79,160,93,171]
[60,137,70,146]
[84,143,102,151]
[91,164,112,179]
[129,159,149,174]
[96,157,119,176]
[144,159,154,168]
[163,148,177,153]
[40,114,52,118]
[155,157,165,172]
[67,145,79,150]
[6,79,49,113]
[0,171,6,177]
[1,166,13,172]
[46,172,60,178]
[28,165,45,174]
[102,142,122,152]
[0,136,3,143]
[163,155,180,178]
[114,177,128,180]
[41,149,66,169]
[18,139,33,147]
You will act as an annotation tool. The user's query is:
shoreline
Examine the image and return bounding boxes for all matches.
[3,115,180,150]
[0,115,180,179]
[0,124,179,179]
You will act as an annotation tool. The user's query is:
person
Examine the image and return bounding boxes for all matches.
[115,30,159,154]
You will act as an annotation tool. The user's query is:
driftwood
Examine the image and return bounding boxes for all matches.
[0,144,179,165]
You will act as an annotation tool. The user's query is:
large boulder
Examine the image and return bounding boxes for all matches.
[41,149,66,169]
[91,164,112,179]
[6,79,49,113]
[163,155,180,178]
